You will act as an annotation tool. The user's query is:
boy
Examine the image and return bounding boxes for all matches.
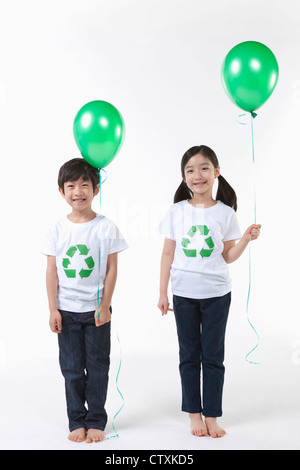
[44,158,128,443]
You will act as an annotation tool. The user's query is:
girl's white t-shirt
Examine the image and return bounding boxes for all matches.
[43,215,128,312]
[158,200,242,299]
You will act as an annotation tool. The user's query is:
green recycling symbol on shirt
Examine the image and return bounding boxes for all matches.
[181,225,215,258]
[62,244,95,278]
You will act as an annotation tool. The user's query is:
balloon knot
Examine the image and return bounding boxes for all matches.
[251,112,257,119]
[96,168,107,186]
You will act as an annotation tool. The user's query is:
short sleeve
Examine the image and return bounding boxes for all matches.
[223,211,242,242]
[108,236,128,255]
[41,224,57,256]
[157,206,176,240]
[103,219,128,255]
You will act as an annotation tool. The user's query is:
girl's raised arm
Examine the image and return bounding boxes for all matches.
[222,224,261,264]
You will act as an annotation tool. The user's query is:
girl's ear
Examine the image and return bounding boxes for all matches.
[215,166,221,178]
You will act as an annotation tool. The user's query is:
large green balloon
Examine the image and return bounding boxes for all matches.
[221,41,279,112]
[73,100,125,168]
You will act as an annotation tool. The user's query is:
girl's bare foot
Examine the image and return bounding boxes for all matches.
[189,413,207,437]
[68,427,86,442]
[86,428,105,443]
[205,417,226,438]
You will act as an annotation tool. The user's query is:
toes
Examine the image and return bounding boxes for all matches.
[210,429,226,438]
[68,429,86,443]
[191,427,207,437]
[86,430,105,443]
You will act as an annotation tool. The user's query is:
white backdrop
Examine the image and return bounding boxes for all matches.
[0,0,300,450]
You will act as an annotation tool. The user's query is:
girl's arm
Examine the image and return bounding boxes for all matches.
[95,252,118,327]
[158,238,176,315]
[46,255,62,333]
[222,224,261,264]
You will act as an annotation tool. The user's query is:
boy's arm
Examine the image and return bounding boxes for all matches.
[158,238,176,315]
[222,224,261,264]
[46,255,62,333]
[95,252,118,327]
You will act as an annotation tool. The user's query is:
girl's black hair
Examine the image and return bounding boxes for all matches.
[174,145,237,211]
[58,158,99,193]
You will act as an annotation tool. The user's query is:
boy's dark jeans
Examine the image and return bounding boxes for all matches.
[173,293,231,417]
[58,309,111,432]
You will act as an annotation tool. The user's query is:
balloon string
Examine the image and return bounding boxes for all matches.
[96,167,107,318]
[96,168,124,439]
[250,112,257,225]
[237,112,260,365]
[245,238,260,364]
[107,328,125,440]
[97,169,102,319]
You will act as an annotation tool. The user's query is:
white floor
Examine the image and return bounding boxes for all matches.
[0,351,299,451]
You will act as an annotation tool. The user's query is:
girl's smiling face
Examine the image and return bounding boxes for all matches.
[184,153,220,196]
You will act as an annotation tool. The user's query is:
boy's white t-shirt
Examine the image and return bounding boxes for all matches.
[43,215,128,312]
[158,200,242,299]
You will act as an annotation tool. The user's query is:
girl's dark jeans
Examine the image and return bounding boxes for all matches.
[173,293,231,417]
[58,309,111,432]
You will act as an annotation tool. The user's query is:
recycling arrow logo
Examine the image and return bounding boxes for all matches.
[62,244,95,278]
[181,225,214,258]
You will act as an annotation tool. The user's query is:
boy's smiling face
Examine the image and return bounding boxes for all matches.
[59,176,99,212]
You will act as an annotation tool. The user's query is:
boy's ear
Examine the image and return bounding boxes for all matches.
[94,185,100,196]
[58,187,65,198]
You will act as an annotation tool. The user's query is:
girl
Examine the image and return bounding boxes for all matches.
[158,145,261,438]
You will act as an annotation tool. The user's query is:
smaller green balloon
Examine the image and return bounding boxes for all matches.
[73,100,125,168]
[221,41,279,112]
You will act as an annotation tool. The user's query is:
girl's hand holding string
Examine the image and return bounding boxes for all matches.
[243,224,261,242]
[223,224,261,264]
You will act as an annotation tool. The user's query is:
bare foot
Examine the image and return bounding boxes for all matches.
[189,413,207,437]
[205,417,226,438]
[86,428,105,443]
[68,428,86,442]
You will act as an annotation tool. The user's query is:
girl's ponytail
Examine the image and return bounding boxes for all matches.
[174,181,192,204]
[216,175,237,211]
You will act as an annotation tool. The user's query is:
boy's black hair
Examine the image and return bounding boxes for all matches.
[58,158,100,193]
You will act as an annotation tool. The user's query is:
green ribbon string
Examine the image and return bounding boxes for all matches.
[96,169,102,320]
[96,168,107,319]
[107,329,125,440]
[237,112,260,365]
[96,168,125,439]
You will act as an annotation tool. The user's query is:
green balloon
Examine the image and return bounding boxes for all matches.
[73,100,125,168]
[221,41,279,112]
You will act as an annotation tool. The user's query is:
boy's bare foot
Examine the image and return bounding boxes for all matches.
[189,413,207,437]
[205,417,226,438]
[68,427,86,442]
[86,428,105,443]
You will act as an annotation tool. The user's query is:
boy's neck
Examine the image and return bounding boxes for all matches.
[67,209,97,224]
